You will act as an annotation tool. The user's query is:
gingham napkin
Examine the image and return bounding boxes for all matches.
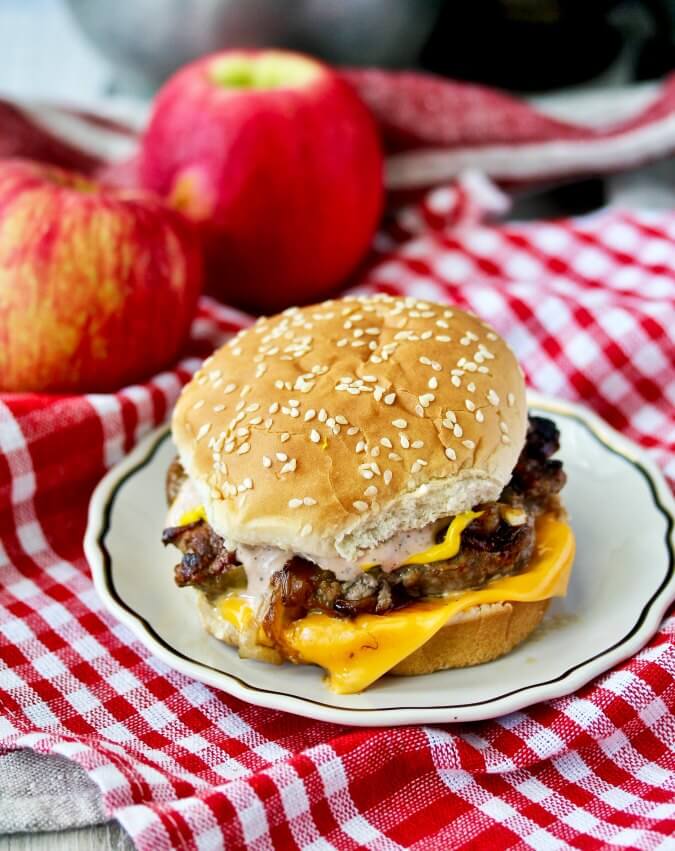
[1,77,675,849]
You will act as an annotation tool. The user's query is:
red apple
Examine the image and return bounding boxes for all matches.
[138,49,383,313]
[0,159,202,393]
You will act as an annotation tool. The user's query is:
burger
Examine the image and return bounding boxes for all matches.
[162,295,574,694]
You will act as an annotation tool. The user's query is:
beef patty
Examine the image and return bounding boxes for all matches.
[163,416,565,621]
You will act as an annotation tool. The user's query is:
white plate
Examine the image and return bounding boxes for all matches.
[84,394,675,726]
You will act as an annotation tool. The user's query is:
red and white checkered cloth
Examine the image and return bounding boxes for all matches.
[1,74,675,849]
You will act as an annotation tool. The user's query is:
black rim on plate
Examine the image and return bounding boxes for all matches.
[95,403,675,714]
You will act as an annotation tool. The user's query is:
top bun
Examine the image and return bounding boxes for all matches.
[172,295,527,560]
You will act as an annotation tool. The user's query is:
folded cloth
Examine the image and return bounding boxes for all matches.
[4,69,675,196]
[0,82,674,850]
[0,749,107,833]
[344,70,675,193]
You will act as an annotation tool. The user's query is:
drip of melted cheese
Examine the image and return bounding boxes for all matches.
[179,505,206,526]
[279,513,574,694]
[401,510,483,565]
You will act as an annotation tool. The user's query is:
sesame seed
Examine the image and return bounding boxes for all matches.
[392,419,407,429]
[507,393,516,407]
[192,400,205,410]
[237,442,250,455]
[475,410,485,423]
[347,427,359,436]
[196,423,211,441]
[428,377,438,390]
[467,382,476,393]
[419,356,431,366]
[453,423,463,438]
[383,469,393,485]
[310,429,321,444]
[412,440,424,449]
[487,389,500,406]
[501,434,511,444]
[462,439,476,450]
[399,434,410,449]
[380,437,393,448]
[353,500,368,513]
[364,485,378,497]
[383,393,396,405]
[371,446,380,457]
[360,469,374,479]
[318,409,327,422]
[451,376,461,387]
[355,441,366,453]
[243,477,253,489]
[335,415,348,425]
[500,421,509,433]
[445,447,457,461]
[269,402,280,414]
[288,498,303,509]
[301,523,313,537]
[419,393,435,407]
[281,432,290,442]
[303,497,316,506]
[249,416,262,425]
[262,456,272,468]
[276,452,288,462]
[465,399,476,412]
[213,403,225,413]
[288,399,299,408]
[280,459,297,474]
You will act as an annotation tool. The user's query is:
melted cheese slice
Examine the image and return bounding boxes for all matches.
[401,510,483,565]
[281,513,575,694]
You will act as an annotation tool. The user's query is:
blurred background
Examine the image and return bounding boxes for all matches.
[2,0,674,218]
[2,0,674,102]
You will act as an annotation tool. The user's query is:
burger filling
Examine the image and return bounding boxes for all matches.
[163,417,565,641]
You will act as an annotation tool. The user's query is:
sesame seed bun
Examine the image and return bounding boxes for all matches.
[172,295,527,560]
[389,599,549,676]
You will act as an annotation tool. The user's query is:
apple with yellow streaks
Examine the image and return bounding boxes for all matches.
[139,49,383,313]
[0,159,203,392]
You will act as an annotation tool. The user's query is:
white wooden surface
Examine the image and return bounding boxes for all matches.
[0,825,133,851]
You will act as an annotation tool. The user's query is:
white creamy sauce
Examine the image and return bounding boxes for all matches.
[170,478,439,599]
[234,545,290,596]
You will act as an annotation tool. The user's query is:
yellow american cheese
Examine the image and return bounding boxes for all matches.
[179,505,206,526]
[401,509,484,565]
[281,513,575,694]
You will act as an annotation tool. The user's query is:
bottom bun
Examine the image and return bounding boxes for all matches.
[196,592,283,664]
[390,599,550,676]
[197,591,549,679]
